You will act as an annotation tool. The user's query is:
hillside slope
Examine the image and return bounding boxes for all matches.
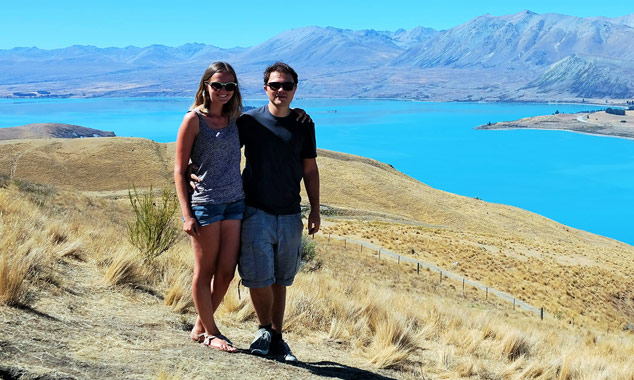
[1,137,634,379]
[1,137,633,330]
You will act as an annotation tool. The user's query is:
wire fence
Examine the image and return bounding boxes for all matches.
[314,232,545,320]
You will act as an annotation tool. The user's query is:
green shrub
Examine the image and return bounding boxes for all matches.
[0,173,9,188]
[127,186,179,262]
[300,234,321,271]
[14,179,56,206]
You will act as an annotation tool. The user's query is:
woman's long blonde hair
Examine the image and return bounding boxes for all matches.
[191,62,243,120]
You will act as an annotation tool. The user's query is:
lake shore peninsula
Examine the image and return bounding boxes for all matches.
[0,123,115,140]
[477,110,634,140]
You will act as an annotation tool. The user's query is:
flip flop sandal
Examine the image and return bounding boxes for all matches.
[215,333,234,347]
[202,334,236,352]
[190,331,206,343]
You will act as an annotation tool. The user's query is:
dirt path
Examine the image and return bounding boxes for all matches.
[0,257,400,380]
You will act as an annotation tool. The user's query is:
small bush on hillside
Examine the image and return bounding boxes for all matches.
[127,186,179,263]
[14,179,56,206]
[0,174,9,188]
[300,235,321,271]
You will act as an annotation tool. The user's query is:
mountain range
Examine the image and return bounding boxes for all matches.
[2,10,633,102]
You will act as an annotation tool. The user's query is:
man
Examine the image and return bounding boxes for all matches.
[237,62,320,362]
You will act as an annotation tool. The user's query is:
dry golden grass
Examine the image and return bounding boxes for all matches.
[102,247,148,287]
[1,180,634,379]
[3,138,633,331]
[0,186,50,305]
[163,267,194,313]
[0,137,173,191]
[0,240,36,305]
[321,219,634,330]
[279,237,634,379]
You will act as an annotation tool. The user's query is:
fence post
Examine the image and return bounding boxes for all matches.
[360,244,363,253]
[398,255,400,264]
[439,271,442,284]
[462,279,465,297]
[328,234,330,245]
[540,307,544,321]
[486,287,488,300]
[513,298,516,310]
[417,262,420,274]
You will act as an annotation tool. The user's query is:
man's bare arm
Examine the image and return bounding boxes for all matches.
[302,158,320,234]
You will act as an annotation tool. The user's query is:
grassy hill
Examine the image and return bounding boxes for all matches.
[1,136,633,379]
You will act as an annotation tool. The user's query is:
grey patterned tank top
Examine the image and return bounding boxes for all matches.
[189,109,244,205]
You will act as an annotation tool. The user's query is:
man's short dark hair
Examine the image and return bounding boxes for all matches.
[264,62,298,85]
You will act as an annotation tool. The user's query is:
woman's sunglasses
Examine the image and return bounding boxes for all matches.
[206,81,237,91]
[266,82,296,91]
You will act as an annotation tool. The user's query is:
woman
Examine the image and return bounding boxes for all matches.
[174,62,244,352]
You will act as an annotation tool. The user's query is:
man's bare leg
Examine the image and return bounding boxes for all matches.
[271,284,286,333]
[250,286,273,326]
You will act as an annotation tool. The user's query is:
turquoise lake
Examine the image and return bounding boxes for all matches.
[1,97,632,245]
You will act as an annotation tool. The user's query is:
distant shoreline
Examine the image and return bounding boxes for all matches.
[477,110,634,141]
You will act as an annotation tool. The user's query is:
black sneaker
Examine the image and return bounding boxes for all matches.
[250,327,272,355]
[270,339,298,362]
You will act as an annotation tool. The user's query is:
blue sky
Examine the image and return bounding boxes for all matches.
[1,0,632,49]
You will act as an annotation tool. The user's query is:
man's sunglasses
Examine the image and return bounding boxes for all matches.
[206,81,237,91]
[266,82,296,91]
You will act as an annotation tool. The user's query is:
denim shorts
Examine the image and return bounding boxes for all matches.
[191,199,245,227]
[238,206,303,288]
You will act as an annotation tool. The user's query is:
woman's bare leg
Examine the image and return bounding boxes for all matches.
[210,219,241,309]
[190,221,235,351]
[192,220,240,340]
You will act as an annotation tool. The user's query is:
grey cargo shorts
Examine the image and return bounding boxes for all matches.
[238,206,304,288]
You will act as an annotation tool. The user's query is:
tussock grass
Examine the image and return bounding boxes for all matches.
[496,328,533,360]
[286,274,422,369]
[163,270,193,313]
[57,239,86,261]
[0,189,50,305]
[103,248,147,287]
[0,243,38,305]
[285,235,634,378]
